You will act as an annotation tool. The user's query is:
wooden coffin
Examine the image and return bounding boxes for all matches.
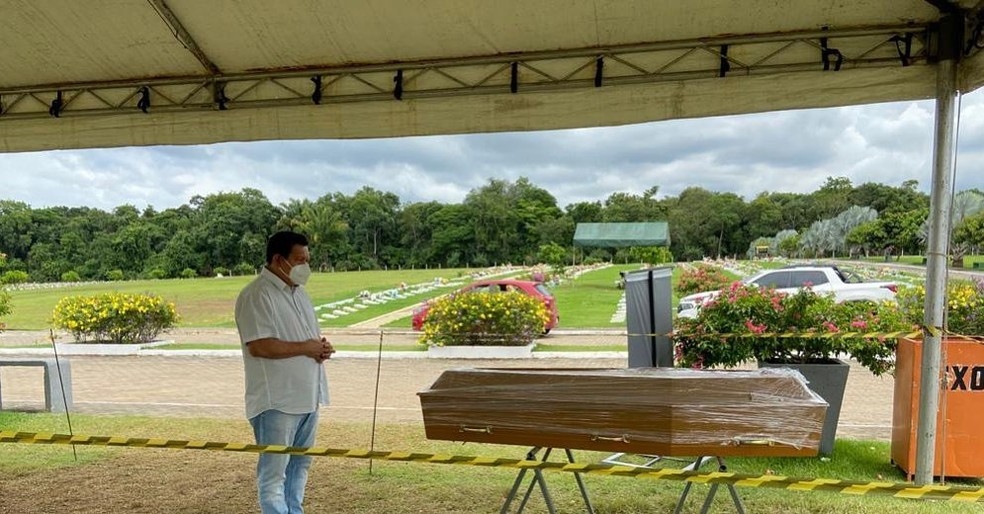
[418,367,827,457]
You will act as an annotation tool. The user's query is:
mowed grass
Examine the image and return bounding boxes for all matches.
[0,412,972,513]
[548,264,652,328]
[2,268,476,330]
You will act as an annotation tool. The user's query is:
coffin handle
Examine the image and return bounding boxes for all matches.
[590,434,629,443]
[731,437,776,447]
[459,425,492,434]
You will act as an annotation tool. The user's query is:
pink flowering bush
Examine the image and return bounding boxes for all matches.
[674,283,913,376]
[675,265,733,296]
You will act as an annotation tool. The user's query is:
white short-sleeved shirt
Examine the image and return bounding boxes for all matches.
[235,267,329,419]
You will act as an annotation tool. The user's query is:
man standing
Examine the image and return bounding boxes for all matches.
[235,231,333,514]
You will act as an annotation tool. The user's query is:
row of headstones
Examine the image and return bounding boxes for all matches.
[610,293,627,323]
[315,279,465,320]
[313,265,534,321]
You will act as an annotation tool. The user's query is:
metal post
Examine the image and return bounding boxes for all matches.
[915,14,961,485]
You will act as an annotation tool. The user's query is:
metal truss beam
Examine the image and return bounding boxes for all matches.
[0,24,932,122]
[147,0,220,75]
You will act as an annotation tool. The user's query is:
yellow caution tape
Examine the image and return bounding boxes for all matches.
[3,431,983,502]
[628,325,953,341]
[447,326,956,341]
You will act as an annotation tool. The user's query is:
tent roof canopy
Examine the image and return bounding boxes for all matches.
[1,1,983,151]
[574,222,670,248]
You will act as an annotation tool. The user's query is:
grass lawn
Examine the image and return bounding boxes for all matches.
[383,313,415,330]
[0,412,973,513]
[2,268,476,330]
[547,264,643,328]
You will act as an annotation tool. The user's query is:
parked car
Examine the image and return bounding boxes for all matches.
[412,279,559,333]
[677,264,898,319]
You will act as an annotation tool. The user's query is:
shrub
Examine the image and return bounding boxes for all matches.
[537,242,567,268]
[0,287,10,331]
[180,268,197,279]
[52,292,178,344]
[1,270,30,284]
[675,265,732,296]
[674,284,913,376]
[420,291,548,347]
[830,299,914,376]
[630,246,674,265]
[60,271,82,283]
[896,281,984,337]
[105,269,124,281]
[147,268,167,280]
[234,263,256,276]
[213,266,230,277]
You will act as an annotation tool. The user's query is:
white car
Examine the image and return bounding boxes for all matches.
[677,264,898,319]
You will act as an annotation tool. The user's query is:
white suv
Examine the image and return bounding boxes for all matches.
[677,265,897,319]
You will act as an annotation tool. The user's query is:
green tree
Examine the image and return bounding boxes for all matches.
[602,187,665,222]
[279,196,350,270]
[811,176,853,220]
[565,201,603,224]
[428,204,475,267]
[192,188,280,272]
[744,193,785,240]
[464,179,524,264]
[345,187,400,266]
[954,211,984,256]
[0,200,34,262]
[848,181,929,215]
[399,201,443,267]
[537,242,568,268]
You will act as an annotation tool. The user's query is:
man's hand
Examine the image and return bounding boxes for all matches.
[316,336,335,363]
[246,337,336,361]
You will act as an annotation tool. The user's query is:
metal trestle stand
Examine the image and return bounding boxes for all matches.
[672,456,745,514]
[500,447,595,514]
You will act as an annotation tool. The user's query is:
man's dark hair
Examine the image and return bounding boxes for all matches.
[266,231,309,264]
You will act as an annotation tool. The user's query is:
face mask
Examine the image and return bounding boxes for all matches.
[288,262,312,286]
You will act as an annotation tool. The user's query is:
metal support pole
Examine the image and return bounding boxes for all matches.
[915,14,961,485]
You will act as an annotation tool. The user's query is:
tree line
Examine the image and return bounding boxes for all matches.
[0,175,962,283]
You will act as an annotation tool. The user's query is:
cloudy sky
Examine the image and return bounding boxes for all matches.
[4,89,984,212]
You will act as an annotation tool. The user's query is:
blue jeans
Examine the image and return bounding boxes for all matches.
[249,409,319,514]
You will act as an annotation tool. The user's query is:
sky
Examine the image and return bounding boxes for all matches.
[4,88,984,212]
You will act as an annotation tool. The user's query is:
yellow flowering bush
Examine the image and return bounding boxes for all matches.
[52,292,178,344]
[420,291,548,347]
[897,281,984,336]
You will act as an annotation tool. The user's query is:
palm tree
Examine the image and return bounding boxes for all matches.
[771,229,798,257]
[832,206,877,257]
[918,191,984,266]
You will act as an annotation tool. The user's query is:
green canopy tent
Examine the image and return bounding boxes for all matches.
[573,222,670,248]
[572,222,669,268]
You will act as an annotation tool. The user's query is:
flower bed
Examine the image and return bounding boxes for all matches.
[419,290,548,347]
[674,283,914,376]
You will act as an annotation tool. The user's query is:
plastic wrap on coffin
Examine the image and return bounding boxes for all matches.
[418,367,828,457]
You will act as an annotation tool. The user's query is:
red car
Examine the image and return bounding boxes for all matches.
[411,279,559,333]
